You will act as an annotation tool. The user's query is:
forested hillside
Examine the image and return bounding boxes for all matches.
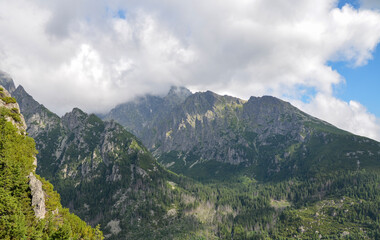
[0,85,103,239]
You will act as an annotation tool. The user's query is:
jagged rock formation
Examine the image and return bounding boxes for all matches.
[104,88,380,181]
[13,85,61,139]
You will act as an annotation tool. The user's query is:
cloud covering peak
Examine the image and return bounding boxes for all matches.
[0,0,379,140]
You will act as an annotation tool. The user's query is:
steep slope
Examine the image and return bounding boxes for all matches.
[103,88,380,238]
[9,84,66,181]
[0,77,201,239]
[0,85,103,239]
[42,108,193,239]
[12,85,61,139]
[105,89,380,182]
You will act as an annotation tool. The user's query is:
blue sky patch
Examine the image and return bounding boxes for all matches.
[117,10,126,19]
[330,46,380,116]
[338,0,360,9]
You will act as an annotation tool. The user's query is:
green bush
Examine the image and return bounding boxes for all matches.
[1,96,17,104]
[0,107,21,123]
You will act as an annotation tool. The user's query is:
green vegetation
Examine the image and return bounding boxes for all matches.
[159,151,248,182]
[0,105,103,239]
[160,169,380,239]
[154,124,380,238]
[1,96,17,104]
[0,88,17,104]
[0,107,22,122]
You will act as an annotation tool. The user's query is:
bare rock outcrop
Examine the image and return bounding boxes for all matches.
[28,172,46,219]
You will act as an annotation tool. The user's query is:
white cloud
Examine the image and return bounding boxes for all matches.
[0,1,196,114]
[0,0,379,140]
[293,94,380,141]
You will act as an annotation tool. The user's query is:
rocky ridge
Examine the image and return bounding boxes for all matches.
[104,87,380,181]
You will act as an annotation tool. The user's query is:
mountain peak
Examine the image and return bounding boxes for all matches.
[164,86,192,105]
[167,86,192,96]
[71,107,87,115]
[0,71,16,93]
[185,90,244,109]
[248,95,285,104]
[245,95,294,113]
[62,107,88,129]
[13,85,47,117]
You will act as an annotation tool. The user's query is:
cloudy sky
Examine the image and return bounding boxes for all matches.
[0,0,379,141]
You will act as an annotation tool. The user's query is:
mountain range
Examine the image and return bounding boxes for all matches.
[0,74,199,239]
[103,86,380,182]
[1,71,380,239]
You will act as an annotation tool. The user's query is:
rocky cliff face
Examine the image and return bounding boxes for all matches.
[13,85,61,138]
[148,91,249,163]
[104,88,380,181]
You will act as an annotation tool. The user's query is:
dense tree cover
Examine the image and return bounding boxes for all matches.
[160,168,380,239]
[0,104,103,239]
